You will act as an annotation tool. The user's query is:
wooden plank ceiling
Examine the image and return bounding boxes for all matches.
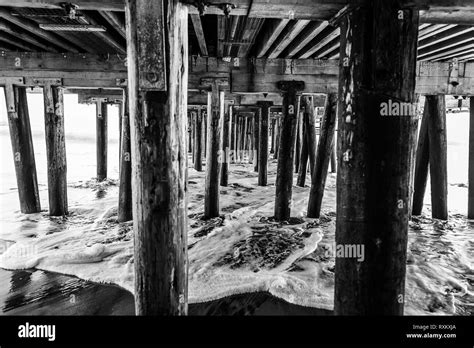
[0,5,472,62]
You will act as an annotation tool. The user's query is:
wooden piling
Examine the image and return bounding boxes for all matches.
[43,84,68,216]
[125,0,188,315]
[334,1,419,315]
[243,116,248,159]
[469,97,474,218]
[220,104,230,186]
[303,96,318,177]
[307,93,337,217]
[274,81,304,221]
[294,99,303,173]
[194,108,203,171]
[4,85,41,214]
[257,101,272,186]
[96,99,108,181]
[330,143,336,173]
[236,115,242,163]
[296,121,309,187]
[427,95,448,220]
[273,118,280,160]
[412,98,430,216]
[118,88,132,222]
[202,110,207,159]
[253,109,260,172]
[204,86,224,219]
[118,102,123,166]
[270,118,276,154]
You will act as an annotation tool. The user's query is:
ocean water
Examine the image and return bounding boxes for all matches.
[0,91,472,315]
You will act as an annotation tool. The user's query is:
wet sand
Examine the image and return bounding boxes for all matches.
[0,235,331,316]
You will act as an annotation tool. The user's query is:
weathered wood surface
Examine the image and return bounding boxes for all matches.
[3,0,473,23]
[96,100,108,181]
[427,95,448,220]
[412,98,430,216]
[307,93,337,217]
[253,109,260,172]
[220,105,231,186]
[126,0,188,315]
[469,97,474,219]
[4,85,40,214]
[294,101,303,173]
[194,108,203,171]
[296,119,309,187]
[118,88,132,222]
[274,80,304,221]
[43,84,68,216]
[204,87,224,218]
[273,118,280,160]
[257,101,272,186]
[330,143,336,173]
[1,53,473,94]
[334,1,419,315]
[302,95,318,177]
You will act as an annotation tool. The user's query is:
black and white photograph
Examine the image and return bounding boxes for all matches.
[0,0,472,346]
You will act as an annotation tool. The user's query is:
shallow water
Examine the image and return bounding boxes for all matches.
[0,93,472,315]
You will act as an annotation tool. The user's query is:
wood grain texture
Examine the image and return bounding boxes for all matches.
[43,84,68,216]
[307,93,336,217]
[126,0,188,315]
[427,95,448,220]
[334,1,419,315]
[96,100,108,181]
[412,98,430,216]
[118,88,132,222]
[5,86,40,214]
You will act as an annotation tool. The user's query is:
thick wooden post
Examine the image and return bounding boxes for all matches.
[273,118,280,160]
[303,96,318,177]
[190,111,195,162]
[204,81,225,219]
[294,99,303,173]
[202,110,207,159]
[412,98,430,216]
[330,143,337,173]
[296,119,309,187]
[96,99,108,181]
[43,84,68,216]
[220,104,231,186]
[427,95,448,220]
[243,116,248,157]
[188,112,193,154]
[253,109,260,172]
[469,97,474,218]
[257,101,272,186]
[236,115,242,163]
[4,85,40,214]
[118,88,132,222]
[126,0,188,315]
[307,93,337,217]
[248,118,254,163]
[118,102,123,165]
[274,81,304,221]
[270,118,276,154]
[231,110,237,164]
[194,108,203,171]
[335,1,419,315]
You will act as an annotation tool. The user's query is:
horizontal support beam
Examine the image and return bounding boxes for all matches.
[0,1,474,23]
[0,53,473,94]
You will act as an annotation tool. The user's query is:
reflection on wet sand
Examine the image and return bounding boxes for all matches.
[0,267,331,316]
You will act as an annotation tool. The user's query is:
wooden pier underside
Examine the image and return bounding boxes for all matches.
[0,0,473,317]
